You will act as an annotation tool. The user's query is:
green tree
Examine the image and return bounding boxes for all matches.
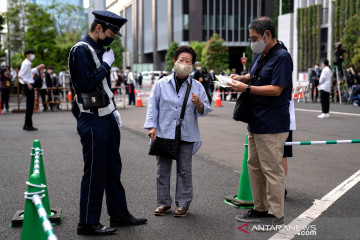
[0,13,6,62]
[4,0,27,54]
[165,41,179,72]
[189,41,205,64]
[109,35,125,68]
[342,13,360,68]
[202,33,229,74]
[25,3,57,67]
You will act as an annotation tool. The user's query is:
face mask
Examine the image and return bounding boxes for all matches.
[97,29,114,47]
[315,65,319,70]
[210,70,214,73]
[174,62,193,78]
[29,54,35,61]
[250,33,268,54]
[196,66,201,70]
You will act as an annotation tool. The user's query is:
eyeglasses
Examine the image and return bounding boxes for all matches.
[248,33,266,43]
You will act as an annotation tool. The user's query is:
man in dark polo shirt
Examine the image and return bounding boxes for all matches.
[229,16,292,230]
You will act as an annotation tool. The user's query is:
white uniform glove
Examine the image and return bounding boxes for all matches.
[102,49,115,67]
[113,110,122,128]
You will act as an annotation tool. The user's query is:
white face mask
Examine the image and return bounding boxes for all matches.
[29,54,35,61]
[196,66,201,70]
[250,33,268,54]
[174,62,193,78]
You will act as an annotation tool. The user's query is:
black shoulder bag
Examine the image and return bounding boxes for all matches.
[149,79,193,160]
[233,43,282,123]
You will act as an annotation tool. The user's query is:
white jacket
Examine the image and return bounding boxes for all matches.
[318,66,332,92]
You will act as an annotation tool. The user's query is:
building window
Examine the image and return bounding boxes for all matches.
[183,14,189,30]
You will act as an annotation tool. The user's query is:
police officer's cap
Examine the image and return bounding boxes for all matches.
[92,10,127,37]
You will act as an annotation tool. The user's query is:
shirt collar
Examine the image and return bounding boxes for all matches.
[82,34,105,54]
[24,58,31,65]
[167,72,191,84]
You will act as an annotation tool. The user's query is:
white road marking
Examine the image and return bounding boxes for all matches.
[269,169,360,240]
[295,108,360,116]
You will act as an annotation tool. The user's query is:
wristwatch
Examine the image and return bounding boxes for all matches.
[246,84,251,93]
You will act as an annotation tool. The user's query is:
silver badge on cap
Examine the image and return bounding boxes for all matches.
[91,97,96,103]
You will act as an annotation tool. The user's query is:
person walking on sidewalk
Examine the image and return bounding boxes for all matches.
[18,49,45,131]
[144,46,210,218]
[69,10,147,236]
[229,16,292,230]
[318,59,332,119]
[0,66,12,113]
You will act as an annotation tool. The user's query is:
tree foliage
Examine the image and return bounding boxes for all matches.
[201,33,229,74]
[25,4,57,66]
[109,35,125,69]
[165,41,179,72]
[0,14,6,62]
[189,41,205,63]
[342,14,360,69]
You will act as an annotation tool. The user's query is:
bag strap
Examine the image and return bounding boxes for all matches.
[251,42,283,83]
[179,78,193,125]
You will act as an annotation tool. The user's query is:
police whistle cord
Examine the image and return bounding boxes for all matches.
[285,139,360,146]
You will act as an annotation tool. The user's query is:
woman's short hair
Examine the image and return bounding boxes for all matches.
[174,46,196,64]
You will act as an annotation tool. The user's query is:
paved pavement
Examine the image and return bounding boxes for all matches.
[0,90,359,239]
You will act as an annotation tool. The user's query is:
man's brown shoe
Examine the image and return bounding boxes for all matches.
[154,206,171,216]
[174,207,189,217]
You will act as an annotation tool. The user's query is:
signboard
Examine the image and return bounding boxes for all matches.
[241,57,247,66]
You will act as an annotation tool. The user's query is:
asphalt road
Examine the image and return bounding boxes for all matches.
[0,91,359,240]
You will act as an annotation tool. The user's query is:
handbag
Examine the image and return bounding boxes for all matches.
[149,79,193,160]
[78,86,108,110]
[233,43,283,123]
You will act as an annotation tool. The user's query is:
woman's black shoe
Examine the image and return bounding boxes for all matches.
[285,188,288,198]
[77,223,117,236]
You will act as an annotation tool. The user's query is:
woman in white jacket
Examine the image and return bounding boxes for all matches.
[318,59,332,118]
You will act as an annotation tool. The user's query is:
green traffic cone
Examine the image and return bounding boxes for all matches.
[29,140,51,216]
[224,134,253,208]
[20,174,47,240]
[235,134,253,202]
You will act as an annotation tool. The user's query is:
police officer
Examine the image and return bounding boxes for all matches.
[69,11,147,236]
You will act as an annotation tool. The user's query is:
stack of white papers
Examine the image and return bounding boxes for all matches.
[214,75,233,88]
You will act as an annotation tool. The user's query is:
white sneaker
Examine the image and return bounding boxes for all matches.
[318,113,326,118]
[354,102,359,107]
[324,113,330,118]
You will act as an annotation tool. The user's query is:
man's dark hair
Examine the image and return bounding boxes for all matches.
[174,46,196,64]
[90,22,109,32]
[24,49,35,57]
[323,59,329,66]
[248,16,276,39]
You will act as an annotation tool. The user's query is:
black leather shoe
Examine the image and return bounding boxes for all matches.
[110,214,147,227]
[23,126,38,131]
[77,223,117,236]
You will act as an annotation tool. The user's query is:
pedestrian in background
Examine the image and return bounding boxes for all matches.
[144,46,210,218]
[0,66,12,113]
[194,62,213,106]
[229,16,292,230]
[18,49,45,131]
[126,66,136,105]
[318,59,332,118]
[310,64,320,103]
[69,10,146,236]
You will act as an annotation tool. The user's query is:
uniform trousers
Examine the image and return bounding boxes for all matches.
[77,112,129,224]
[23,84,35,128]
[247,131,289,218]
[156,142,194,208]
[320,90,330,114]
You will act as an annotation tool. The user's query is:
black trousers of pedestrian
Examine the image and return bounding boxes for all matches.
[311,80,319,103]
[1,88,10,110]
[24,84,35,128]
[320,90,330,114]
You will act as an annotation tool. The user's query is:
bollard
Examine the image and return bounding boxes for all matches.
[223,134,254,209]
[12,140,63,227]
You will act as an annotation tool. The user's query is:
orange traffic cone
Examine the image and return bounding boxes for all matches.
[136,90,143,107]
[299,91,304,99]
[67,90,72,101]
[292,91,298,100]
[215,89,223,107]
